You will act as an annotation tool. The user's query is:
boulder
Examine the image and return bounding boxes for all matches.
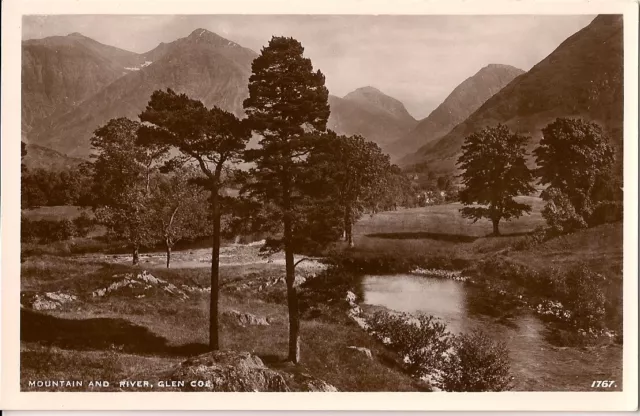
[347,346,373,360]
[171,351,289,392]
[222,310,270,327]
[91,271,189,300]
[21,291,77,311]
[289,372,338,392]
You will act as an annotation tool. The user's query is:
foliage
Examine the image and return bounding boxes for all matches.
[90,118,166,263]
[534,118,616,231]
[138,88,251,349]
[242,36,331,362]
[541,188,588,234]
[439,330,512,392]
[21,165,93,208]
[366,311,453,380]
[305,133,396,246]
[298,266,362,314]
[21,217,91,244]
[457,124,535,235]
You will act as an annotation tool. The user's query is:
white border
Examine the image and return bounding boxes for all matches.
[1,0,638,411]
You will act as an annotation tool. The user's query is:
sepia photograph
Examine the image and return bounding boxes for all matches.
[1,0,638,411]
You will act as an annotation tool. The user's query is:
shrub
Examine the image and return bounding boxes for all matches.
[21,218,78,244]
[561,266,607,330]
[299,266,362,312]
[366,311,453,379]
[439,330,512,392]
[72,213,95,237]
[541,188,588,234]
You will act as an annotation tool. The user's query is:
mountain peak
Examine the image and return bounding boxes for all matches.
[342,86,416,126]
[67,32,87,38]
[185,28,240,48]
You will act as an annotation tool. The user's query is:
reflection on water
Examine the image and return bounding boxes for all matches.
[361,274,622,391]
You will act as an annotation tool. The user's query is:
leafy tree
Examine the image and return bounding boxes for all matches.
[457,124,535,236]
[138,88,250,350]
[534,118,616,229]
[243,36,330,363]
[90,118,164,265]
[308,134,393,246]
[148,168,211,268]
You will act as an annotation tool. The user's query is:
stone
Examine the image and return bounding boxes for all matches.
[345,291,357,303]
[171,351,289,392]
[222,310,270,327]
[23,291,77,311]
[91,271,189,299]
[347,346,373,360]
[290,372,338,392]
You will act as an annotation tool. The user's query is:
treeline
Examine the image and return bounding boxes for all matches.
[456,119,622,236]
[21,166,93,208]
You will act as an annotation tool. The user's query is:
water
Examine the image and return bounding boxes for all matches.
[362,274,622,391]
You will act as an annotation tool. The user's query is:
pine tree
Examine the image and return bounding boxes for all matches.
[138,89,250,350]
[243,36,330,363]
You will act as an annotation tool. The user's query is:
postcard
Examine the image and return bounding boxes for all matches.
[1,0,638,411]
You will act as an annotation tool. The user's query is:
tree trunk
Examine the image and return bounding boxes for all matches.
[492,218,501,236]
[166,242,172,269]
[209,190,221,350]
[283,176,300,364]
[132,245,139,266]
[344,207,354,248]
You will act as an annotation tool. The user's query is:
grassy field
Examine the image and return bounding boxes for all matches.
[20,198,623,392]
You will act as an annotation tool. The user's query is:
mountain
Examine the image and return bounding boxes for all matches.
[22,143,85,171]
[388,64,524,160]
[21,33,153,133]
[401,15,623,174]
[26,29,258,158]
[328,87,418,149]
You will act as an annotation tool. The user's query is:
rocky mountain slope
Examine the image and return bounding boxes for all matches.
[401,15,623,174]
[26,29,258,158]
[21,33,152,133]
[388,64,524,160]
[328,87,417,149]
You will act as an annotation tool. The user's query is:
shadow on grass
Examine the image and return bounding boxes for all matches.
[21,309,208,357]
[365,232,479,243]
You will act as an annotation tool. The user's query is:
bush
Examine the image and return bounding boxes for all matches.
[21,218,78,244]
[72,213,95,237]
[561,266,607,330]
[366,311,453,379]
[541,188,588,234]
[299,266,362,313]
[439,330,512,392]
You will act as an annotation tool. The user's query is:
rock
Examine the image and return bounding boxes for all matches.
[22,291,77,311]
[222,310,270,327]
[345,291,357,303]
[347,346,373,360]
[171,351,289,392]
[290,372,338,392]
[92,271,189,300]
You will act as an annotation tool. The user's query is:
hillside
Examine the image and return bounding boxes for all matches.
[22,143,85,171]
[21,33,151,133]
[26,29,258,158]
[328,87,418,150]
[401,15,623,174]
[388,64,524,160]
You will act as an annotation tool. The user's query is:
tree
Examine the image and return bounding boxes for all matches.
[138,88,251,351]
[243,36,330,363]
[457,124,535,236]
[534,118,615,229]
[148,168,212,268]
[308,134,393,246]
[90,117,164,265]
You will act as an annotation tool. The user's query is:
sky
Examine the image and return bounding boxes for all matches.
[23,14,595,119]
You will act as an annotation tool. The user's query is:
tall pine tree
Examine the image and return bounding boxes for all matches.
[243,37,330,363]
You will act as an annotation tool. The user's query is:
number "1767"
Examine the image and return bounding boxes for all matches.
[591,380,617,388]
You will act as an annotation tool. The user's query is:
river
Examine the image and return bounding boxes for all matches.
[362,274,622,391]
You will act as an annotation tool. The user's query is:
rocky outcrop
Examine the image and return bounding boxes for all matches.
[287,372,338,392]
[171,351,290,392]
[21,291,77,310]
[92,270,189,300]
[222,310,270,327]
[347,346,373,360]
